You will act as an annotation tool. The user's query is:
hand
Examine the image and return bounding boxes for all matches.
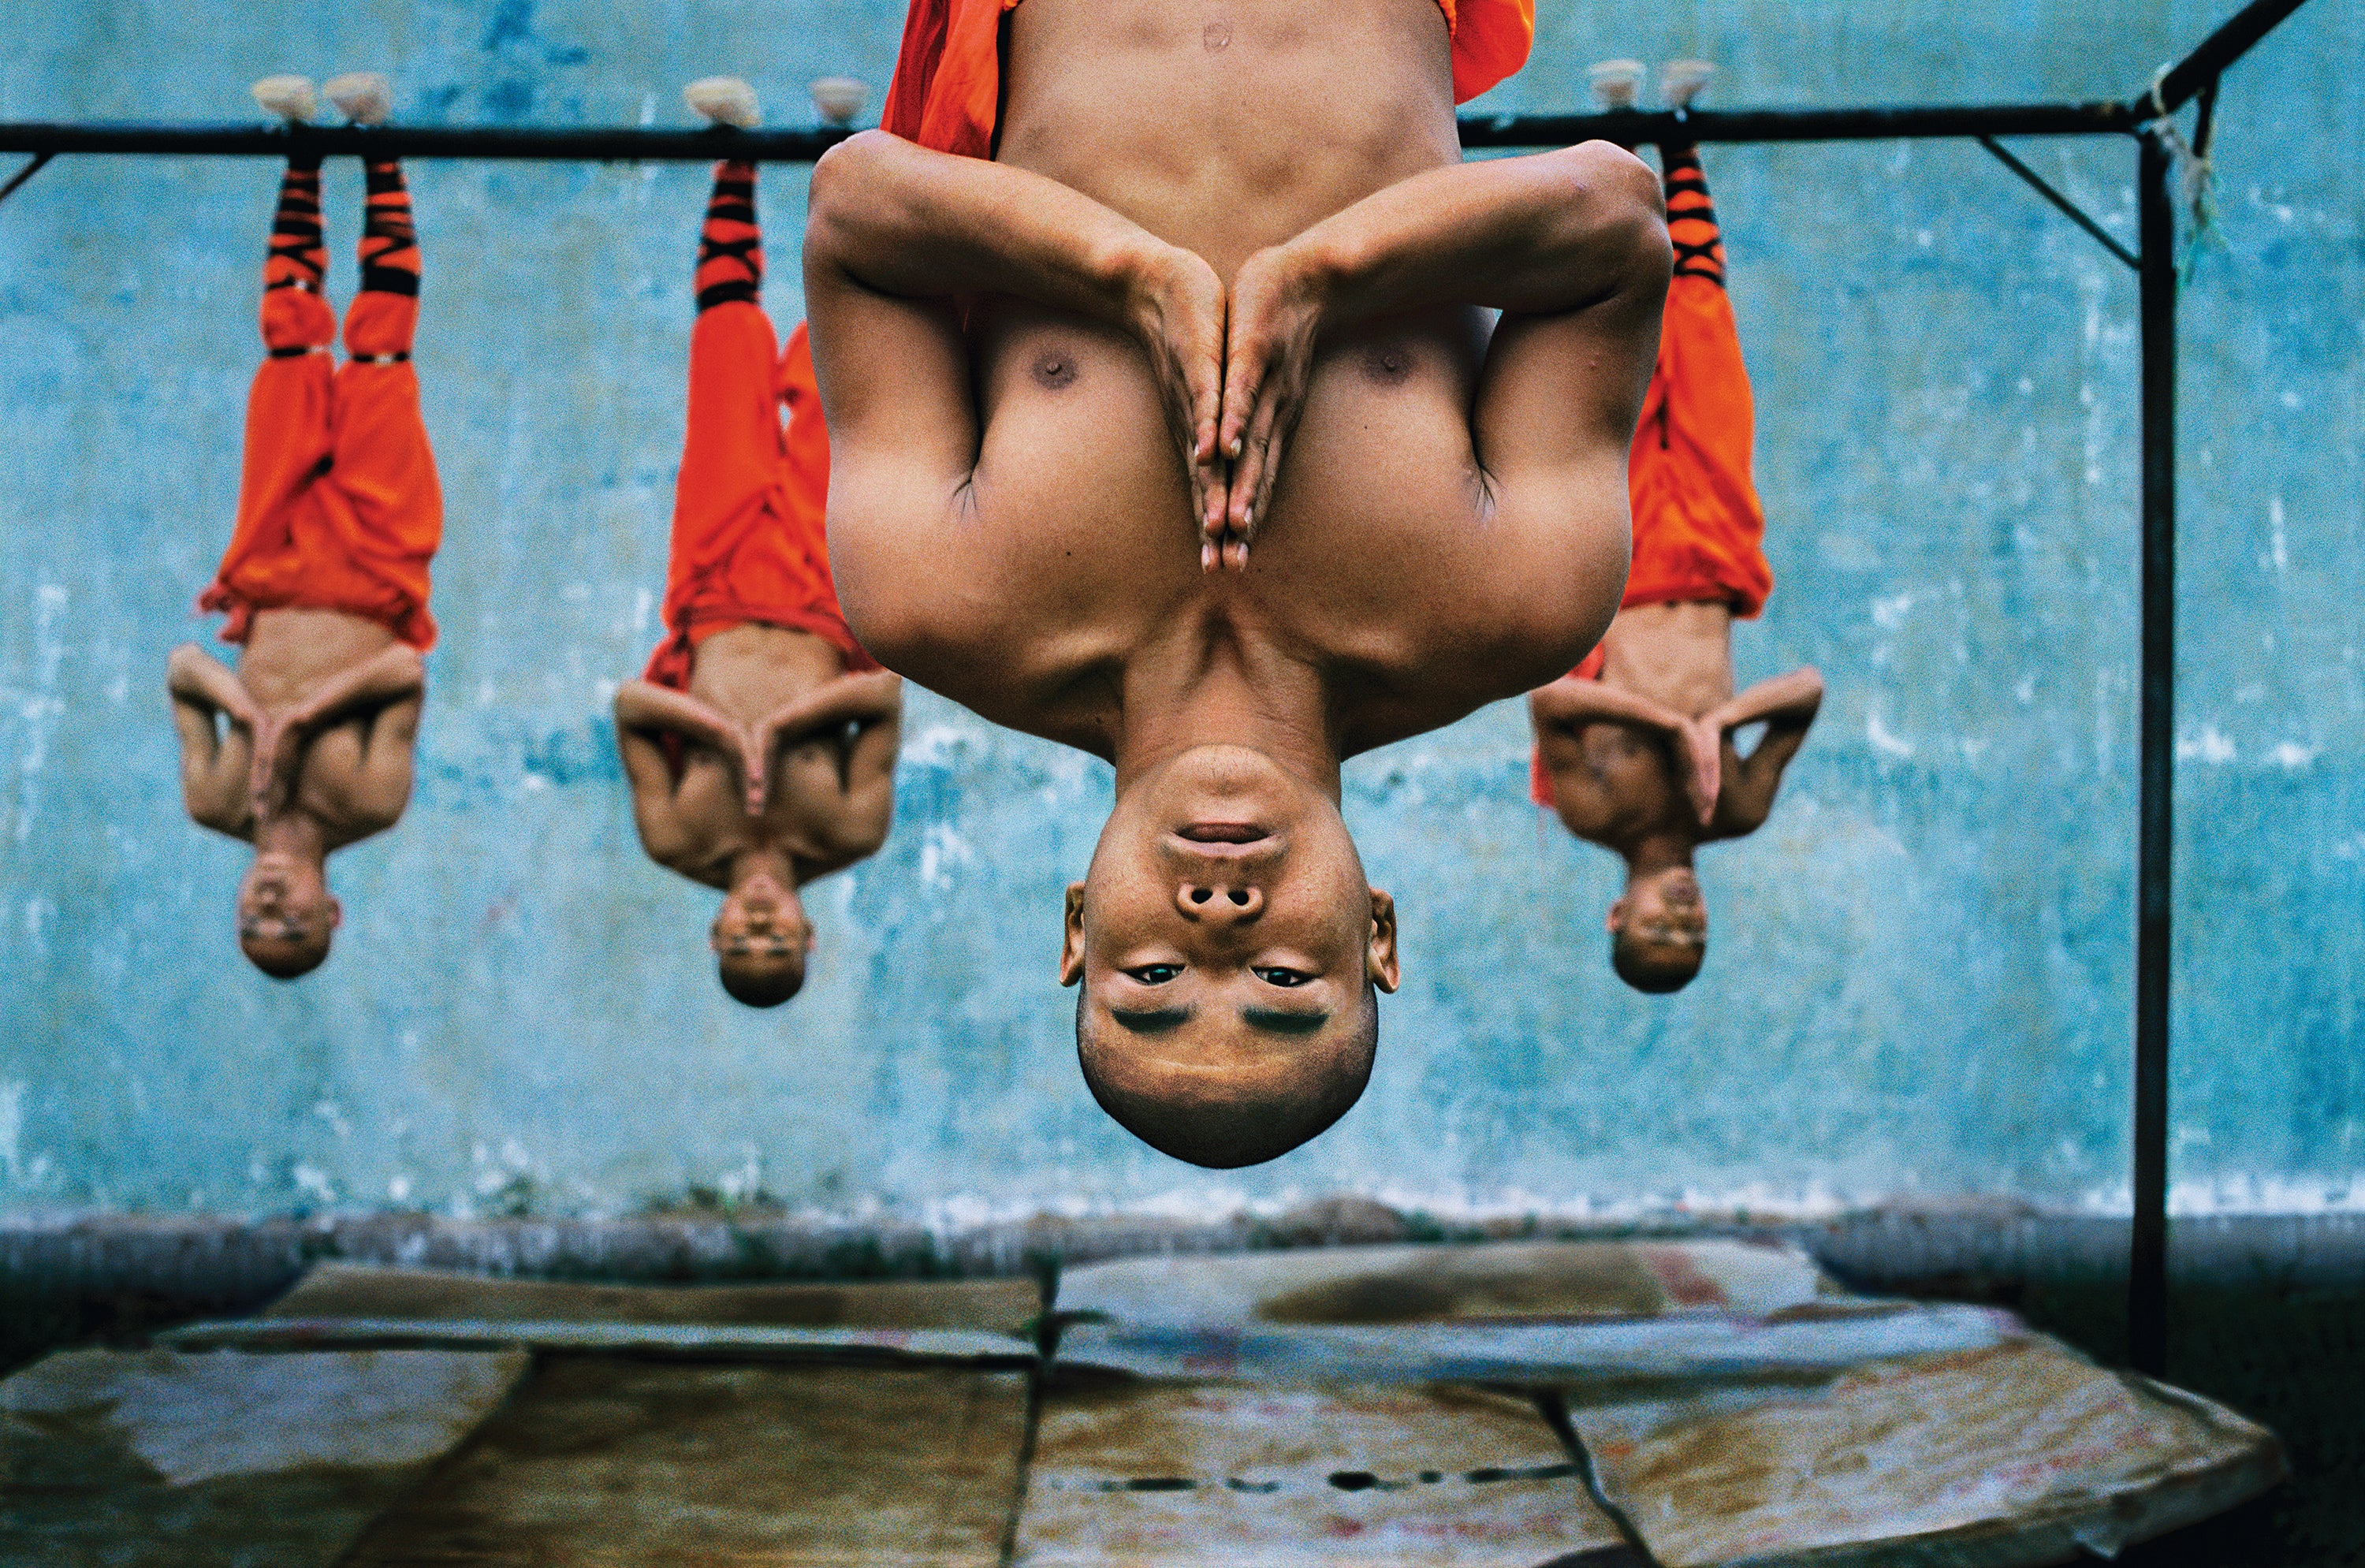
[248,715,301,816]
[741,728,773,819]
[1212,243,1327,571]
[1679,717,1723,826]
[1122,241,1228,564]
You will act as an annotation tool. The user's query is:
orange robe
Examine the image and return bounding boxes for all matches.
[642,305,880,691]
[202,288,441,649]
[1529,273,1775,805]
[882,0,1536,157]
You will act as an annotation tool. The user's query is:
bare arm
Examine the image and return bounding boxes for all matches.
[166,644,259,839]
[1706,667,1823,835]
[612,682,737,875]
[1218,142,1670,560]
[751,670,904,814]
[1529,673,1720,826]
[803,132,1230,591]
[253,644,426,813]
[824,693,903,862]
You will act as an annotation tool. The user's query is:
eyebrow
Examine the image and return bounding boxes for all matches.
[1242,1007,1332,1036]
[1109,1005,1194,1034]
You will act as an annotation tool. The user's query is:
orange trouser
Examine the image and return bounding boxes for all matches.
[641,305,878,690]
[203,166,440,650]
[1530,148,1774,806]
[882,0,1534,157]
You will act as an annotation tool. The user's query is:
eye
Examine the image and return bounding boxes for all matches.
[1127,964,1182,985]
[1253,966,1311,988]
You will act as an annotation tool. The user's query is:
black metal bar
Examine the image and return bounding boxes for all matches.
[1461,101,2138,147]
[2143,0,2311,118]
[0,151,52,204]
[0,101,2144,166]
[2131,129,2176,1380]
[1977,136,2140,271]
[0,123,855,162]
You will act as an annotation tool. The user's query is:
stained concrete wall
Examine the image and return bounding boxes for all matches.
[0,0,2356,1227]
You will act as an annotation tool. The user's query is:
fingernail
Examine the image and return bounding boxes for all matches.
[1202,542,1216,571]
[1227,437,1242,458]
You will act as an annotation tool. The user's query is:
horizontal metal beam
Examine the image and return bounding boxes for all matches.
[1461,100,2139,147]
[0,100,2147,169]
[2142,0,2311,118]
[0,121,855,162]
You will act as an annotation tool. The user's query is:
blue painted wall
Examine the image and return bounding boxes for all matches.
[1,0,2357,1225]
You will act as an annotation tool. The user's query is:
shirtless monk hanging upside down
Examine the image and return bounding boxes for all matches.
[169,76,438,980]
[613,81,903,1009]
[1528,72,1822,996]
[806,0,1668,1164]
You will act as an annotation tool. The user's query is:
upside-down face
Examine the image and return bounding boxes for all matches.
[237,849,340,979]
[1064,744,1399,1168]
[712,865,812,1007]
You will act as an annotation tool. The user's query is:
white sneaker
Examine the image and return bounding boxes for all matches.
[1659,60,1715,110]
[686,76,761,128]
[251,75,317,125]
[323,72,393,125]
[1587,59,1645,111]
[809,76,869,127]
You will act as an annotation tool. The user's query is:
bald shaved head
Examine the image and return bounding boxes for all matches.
[1077,981,1377,1167]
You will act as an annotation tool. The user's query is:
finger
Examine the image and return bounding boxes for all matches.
[1218,334,1266,468]
[1230,384,1284,539]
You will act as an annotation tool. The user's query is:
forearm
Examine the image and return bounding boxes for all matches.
[1530,676,1687,738]
[615,681,743,759]
[167,644,258,722]
[806,132,1172,332]
[1713,668,1826,734]
[761,672,904,752]
[1287,143,1667,326]
[287,646,424,731]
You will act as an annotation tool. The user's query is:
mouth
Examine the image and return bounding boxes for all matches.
[1175,821,1270,845]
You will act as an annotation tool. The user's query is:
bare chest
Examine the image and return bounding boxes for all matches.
[924,304,1541,752]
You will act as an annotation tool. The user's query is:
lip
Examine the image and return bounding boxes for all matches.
[1176,822,1270,844]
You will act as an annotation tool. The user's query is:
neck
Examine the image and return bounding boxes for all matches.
[1111,638,1340,799]
[728,843,799,892]
[254,813,328,864]
[1625,832,1696,881]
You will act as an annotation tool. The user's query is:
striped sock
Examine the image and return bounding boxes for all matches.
[263,158,327,294]
[359,159,421,296]
[695,159,763,313]
[1662,144,1726,287]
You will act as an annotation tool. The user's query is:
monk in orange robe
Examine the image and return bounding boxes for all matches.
[169,150,439,979]
[613,140,902,1009]
[1529,131,1823,994]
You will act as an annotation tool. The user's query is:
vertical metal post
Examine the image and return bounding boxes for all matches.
[2130,128,2177,1379]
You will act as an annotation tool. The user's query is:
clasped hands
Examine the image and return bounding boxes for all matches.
[1125,238,1331,573]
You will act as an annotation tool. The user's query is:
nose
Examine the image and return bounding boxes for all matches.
[1175,881,1263,922]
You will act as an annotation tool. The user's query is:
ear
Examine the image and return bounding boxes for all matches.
[1365,887,1401,994]
[1605,896,1628,935]
[1059,881,1087,986]
[326,895,344,932]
